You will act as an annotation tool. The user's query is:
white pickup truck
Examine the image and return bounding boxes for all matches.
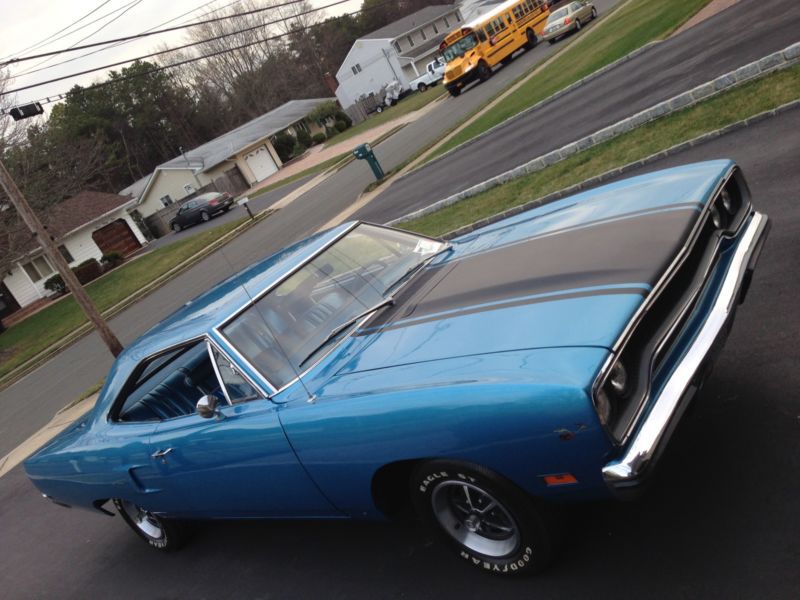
[410,58,446,92]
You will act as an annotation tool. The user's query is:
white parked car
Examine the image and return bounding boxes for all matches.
[410,58,446,92]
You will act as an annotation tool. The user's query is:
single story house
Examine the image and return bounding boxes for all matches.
[1,191,148,314]
[335,5,463,109]
[134,98,335,219]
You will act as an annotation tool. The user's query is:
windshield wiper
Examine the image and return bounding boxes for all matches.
[298,297,395,368]
[384,245,452,298]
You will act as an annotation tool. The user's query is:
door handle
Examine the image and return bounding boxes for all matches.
[151,448,174,459]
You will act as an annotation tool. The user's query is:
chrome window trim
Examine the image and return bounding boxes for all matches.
[591,165,743,444]
[206,338,270,402]
[214,221,448,396]
[206,341,233,405]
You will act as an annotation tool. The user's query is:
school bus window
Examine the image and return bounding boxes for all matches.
[506,14,513,25]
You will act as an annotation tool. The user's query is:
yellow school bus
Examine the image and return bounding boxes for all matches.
[441,0,550,96]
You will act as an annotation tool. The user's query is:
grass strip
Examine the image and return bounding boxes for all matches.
[400,64,800,237]
[429,0,714,159]
[0,218,247,379]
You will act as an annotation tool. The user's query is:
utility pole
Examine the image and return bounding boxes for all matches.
[0,158,124,357]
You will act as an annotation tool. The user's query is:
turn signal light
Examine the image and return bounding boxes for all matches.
[543,473,578,486]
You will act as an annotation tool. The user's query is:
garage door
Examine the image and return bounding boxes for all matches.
[92,219,142,257]
[245,145,279,182]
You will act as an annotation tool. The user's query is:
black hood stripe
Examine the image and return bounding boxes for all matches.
[360,205,701,337]
[355,285,649,336]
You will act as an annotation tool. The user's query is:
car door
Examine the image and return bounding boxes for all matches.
[144,342,340,518]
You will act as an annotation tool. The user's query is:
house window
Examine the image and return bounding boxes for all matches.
[351,63,362,75]
[420,29,427,41]
[22,255,54,283]
[456,12,461,22]
[407,35,414,47]
[160,195,173,207]
[393,41,400,53]
[444,17,449,27]
[432,23,438,34]
[58,245,74,263]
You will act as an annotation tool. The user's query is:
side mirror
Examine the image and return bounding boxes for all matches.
[197,394,224,419]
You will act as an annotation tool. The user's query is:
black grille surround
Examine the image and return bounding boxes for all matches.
[593,166,752,444]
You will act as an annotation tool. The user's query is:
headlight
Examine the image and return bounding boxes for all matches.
[608,361,627,395]
[595,389,612,426]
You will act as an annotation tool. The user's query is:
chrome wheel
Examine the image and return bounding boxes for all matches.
[118,500,165,542]
[200,211,210,222]
[431,481,519,557]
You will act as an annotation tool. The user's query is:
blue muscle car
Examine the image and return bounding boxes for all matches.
[25,160,769,575]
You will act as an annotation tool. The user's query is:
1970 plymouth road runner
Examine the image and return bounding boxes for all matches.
[26,160,768,575]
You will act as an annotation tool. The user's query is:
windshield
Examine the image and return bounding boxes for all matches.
[442,33,478,62]
[222,224,446,389]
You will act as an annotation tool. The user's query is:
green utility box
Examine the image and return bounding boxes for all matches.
[353,143,385,181]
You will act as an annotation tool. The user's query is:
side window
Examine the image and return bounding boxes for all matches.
[209,344,261,404]
[113,341,224,422]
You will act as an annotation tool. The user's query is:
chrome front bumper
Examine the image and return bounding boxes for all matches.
[602,211,770,489]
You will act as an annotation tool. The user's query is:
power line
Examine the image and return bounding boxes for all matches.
[20,0,147,76]
[0,0,116,62]
[1,0,355,98]
[0,0,313,67]
[15,0,247,79]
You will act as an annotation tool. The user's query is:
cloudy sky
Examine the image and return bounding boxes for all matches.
[1,0,361,108]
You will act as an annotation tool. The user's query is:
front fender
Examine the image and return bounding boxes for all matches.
[280,347,616,517]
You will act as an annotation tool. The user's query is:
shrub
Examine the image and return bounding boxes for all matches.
[335,110,352,128]
[307,100,338,123]
[101,251,123,269]
[334,119,347,133]
[296,129,312,147]
[292,142,307,158]
[73,258,102,284]
[44,274,67,295]
[325,125,337,139]
[272,132,296,163]
[311,132,326,145]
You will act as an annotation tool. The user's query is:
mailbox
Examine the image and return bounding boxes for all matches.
[352,143,385,181]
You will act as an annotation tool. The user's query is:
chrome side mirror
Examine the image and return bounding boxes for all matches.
[196,395,224,420]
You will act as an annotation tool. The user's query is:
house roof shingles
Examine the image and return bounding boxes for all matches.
[159,98,334,174]
[361,5,458,40]
[3,190,132,263]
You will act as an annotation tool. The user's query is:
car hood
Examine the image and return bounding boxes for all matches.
[337,163,725,376]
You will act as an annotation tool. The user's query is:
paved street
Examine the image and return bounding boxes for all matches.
[1,108,798,599]
[359,0,800,222]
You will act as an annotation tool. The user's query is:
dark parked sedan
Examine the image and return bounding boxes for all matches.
[169,192,234,232]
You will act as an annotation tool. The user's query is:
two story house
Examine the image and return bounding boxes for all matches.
[335,5,463,109]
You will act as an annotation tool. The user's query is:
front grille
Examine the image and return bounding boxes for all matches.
[596,168,750,443]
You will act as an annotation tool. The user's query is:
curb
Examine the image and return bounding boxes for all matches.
[388,42,800,227]
[436,99,800,240]
[0,209,276,392]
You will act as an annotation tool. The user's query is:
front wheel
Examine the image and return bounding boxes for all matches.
[448,87,461,97]
[476,61,491,83]
[200,210,210,222]
[525,28,538,50]
[418,83,428,92]
[591,7,598,19]
[171,222,181,232]
[411,461,554,575]
[114,499,186,551]
[576,19,582,31]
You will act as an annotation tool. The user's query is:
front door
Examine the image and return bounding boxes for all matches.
[147,399,340,518]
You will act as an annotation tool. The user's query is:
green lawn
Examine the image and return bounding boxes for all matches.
[249,151,352,199]
[400,64,800,237]
[0,217,248,381]
[429,0,714,159]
